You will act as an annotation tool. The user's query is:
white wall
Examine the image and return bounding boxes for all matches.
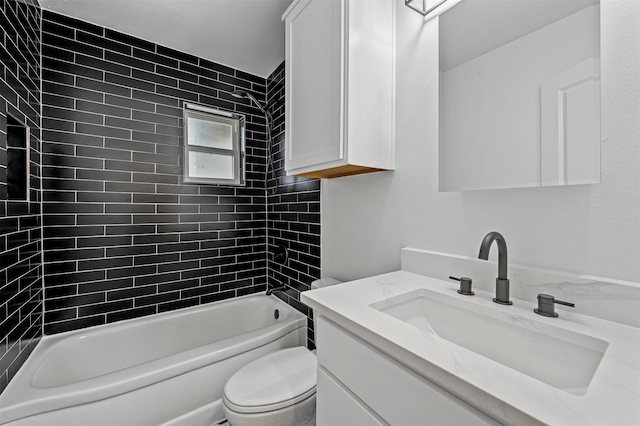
[322,0,639,284]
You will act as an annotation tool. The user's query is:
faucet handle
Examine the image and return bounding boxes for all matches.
[449,276,474,296]
[534,294,575,318]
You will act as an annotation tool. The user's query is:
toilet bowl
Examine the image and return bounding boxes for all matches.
[222,346,317,426]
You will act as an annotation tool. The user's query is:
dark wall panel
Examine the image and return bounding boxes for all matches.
[41,11,269,334]
[266,62,321,349]
[0,0,44,394]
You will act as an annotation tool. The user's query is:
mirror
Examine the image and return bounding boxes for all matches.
[438,0,600,192]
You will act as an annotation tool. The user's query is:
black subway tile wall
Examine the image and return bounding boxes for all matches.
[0,0,44,393]
[266,62,321,349]
[41,11,269,334]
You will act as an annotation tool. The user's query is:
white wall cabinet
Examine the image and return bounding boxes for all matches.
[316,316,501,426]
[282,0,395,179]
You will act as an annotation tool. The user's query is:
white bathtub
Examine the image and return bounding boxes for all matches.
[0,294,307,426]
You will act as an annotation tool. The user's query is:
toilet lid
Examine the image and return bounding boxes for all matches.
[223,347,317,414]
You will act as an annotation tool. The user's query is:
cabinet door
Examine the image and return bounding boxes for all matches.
[317,367,387,426]
[317,317,501,426]
[285,0,344,172]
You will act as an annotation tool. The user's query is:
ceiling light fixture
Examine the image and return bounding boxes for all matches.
[405,0,449,16]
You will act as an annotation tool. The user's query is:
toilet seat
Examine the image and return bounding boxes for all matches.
[223,347,317,415]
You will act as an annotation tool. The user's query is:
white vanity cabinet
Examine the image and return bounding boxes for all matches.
[315,316,501,426]
[282,0,395,179]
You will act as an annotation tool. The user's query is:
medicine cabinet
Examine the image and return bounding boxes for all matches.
[439,0,601,191]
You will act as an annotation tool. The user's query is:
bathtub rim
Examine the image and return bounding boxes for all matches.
[0,293,307,425]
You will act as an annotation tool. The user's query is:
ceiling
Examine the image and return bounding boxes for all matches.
[39,0,293,78]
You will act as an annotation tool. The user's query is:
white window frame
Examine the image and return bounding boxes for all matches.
[183,102,246,186]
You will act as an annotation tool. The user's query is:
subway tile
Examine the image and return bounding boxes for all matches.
[105,50,154,72]
[107,286,156,302]
[131,109,179,127]
[42,44,75,63]
[158,278,198,293]
[198,94,234,111]
[106,245,156,258]
[155,104,183,118]
[179,62,218,81]
[105,203,155,214]
[105,224,155,236]
[43,129,103,147]
[131,172,178,185]
[132,49,178,70]
[156,84,198,102]
[45,247,105,263]
[75,122,130,139]
[157,223,199,234]
[43,152,103,169]
[198,58,235,76]
[76,99,130,119]
[45,11,102,36]
[105,181,155,194]
[156,45,198,65]
[42,68,74,85]
[107,306,156,324]
[76,168,131,183]
[105,116,155,133]
[47,287,106,310]
[44,315,104,335]
[181,283,220,299]
[105,137,155,154]
[43,225,105,239]
[78,277,132,294]
[45,105,103,125]
[45,33,104,59]
[76,214,132,226]
[58,59,105,81]
[104,94,154,113]
[105,159,154,173]
[135,291,179,308]
[154,144,181,157]
[43,93,74,109]
[157,260,199,273]
[75,76,131,97]
[76,31,132,55]
[44,307,76,323]
[78,256,133,272]
[78,299,133,317]
[75,53,131,77]
[15,13,314,349]
[105,30,155,52]
[106,264,156,280]
[77,235,132,248]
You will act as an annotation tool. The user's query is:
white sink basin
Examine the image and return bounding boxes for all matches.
[370,289,608,395]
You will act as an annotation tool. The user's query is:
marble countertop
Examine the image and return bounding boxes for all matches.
[302,270,640,425]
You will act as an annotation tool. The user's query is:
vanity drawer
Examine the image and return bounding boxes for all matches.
[316,316,499,426]
[317,367,387,426]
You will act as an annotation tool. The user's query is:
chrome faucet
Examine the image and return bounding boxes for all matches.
[478,231,512,305]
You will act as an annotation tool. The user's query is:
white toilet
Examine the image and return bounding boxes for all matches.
[222,278,341,426]
[222,347,317,426]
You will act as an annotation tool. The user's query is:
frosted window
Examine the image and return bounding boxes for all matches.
[183,103,245,185]
[188,151,234,180]
[186,116,234,150]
